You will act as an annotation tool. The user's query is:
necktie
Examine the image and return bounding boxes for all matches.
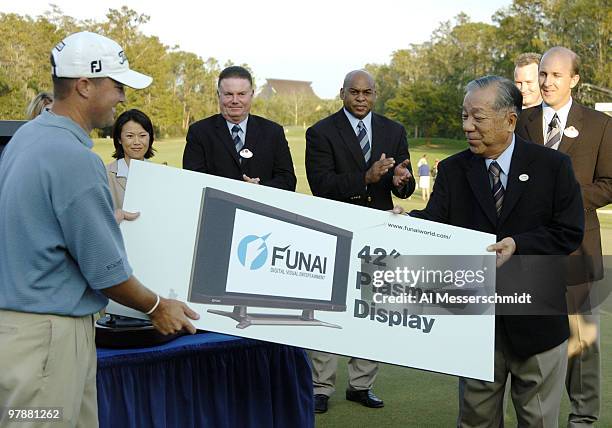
[232,124,244,154]
[357,121,371,163]
[489,161,504,217]
[545,113,561,149]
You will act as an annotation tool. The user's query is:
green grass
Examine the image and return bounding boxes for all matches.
[92,128,470,206]
[92,127,612,249]
[92,126,612,427]
[317,308,612,427]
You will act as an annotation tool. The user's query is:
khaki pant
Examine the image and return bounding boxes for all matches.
[458,339,568,428]
[0,310,98,428]
[308,351,378,397]
[566,284,600,427]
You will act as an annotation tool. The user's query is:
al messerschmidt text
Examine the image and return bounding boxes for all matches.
[373,292,532,305]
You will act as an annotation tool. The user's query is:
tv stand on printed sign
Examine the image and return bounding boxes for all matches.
[207,306,342,329]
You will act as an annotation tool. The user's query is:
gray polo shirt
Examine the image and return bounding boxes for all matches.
[0,111,132,316]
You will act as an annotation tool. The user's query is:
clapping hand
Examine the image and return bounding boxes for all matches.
[365,153,395,184]
[392,158,412,188]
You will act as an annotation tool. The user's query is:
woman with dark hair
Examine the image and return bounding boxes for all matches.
[106,109,156,209]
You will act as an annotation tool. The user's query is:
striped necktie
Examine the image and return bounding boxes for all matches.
[545,113,561,149]
[357,121,371,163]
[232,124,244,153]
[489,161,504,217]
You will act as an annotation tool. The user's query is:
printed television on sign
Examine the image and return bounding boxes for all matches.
[188,187,352,329]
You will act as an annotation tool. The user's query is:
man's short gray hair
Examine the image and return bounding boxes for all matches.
[466,75,522,115]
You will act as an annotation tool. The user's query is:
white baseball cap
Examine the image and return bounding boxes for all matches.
[51,31,152,89]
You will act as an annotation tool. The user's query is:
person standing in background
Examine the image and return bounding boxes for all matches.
[183,66,296,191]
[25,91,53,119]
[516,46,612,427]
[417,154,430,201]
[106,109,156,210]
[305,69,414,414]
[431,158,440,183]
[513,52,543,109]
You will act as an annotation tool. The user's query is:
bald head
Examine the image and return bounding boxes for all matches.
[542,46,580,76]
[343,70,376,90]
[539,46,580,110]
[340,70,377,119]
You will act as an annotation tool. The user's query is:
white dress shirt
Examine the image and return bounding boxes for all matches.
[485,135,515,190]
[117,158,149,178]
[343,108,373,146]
[116,157,129,178]
[226,116,249,141]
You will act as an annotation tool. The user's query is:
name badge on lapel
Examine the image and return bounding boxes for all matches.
[563,126,579,138]
[240,148,253,159]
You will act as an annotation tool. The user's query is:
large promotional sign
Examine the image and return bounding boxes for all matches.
[114,161,497,381]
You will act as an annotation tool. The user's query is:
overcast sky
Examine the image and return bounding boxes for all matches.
[2,0,511,98]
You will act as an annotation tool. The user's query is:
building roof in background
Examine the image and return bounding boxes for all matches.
[258,79,319,99]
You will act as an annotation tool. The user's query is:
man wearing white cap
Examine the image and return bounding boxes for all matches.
[0,31,199,427]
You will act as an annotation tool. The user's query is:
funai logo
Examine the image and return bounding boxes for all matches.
[237,233,271,270]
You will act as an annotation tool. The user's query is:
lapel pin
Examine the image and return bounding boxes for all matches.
[563,126,579,138]
[240,148,253,159]
[519,174,529,182]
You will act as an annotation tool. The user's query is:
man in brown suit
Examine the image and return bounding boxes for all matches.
[515,46,612,427]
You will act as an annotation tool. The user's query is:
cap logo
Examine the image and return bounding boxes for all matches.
[49,32,152,89]
[118,51,127,65]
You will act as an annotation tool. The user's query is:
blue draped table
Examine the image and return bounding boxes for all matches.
[96,332,314,428]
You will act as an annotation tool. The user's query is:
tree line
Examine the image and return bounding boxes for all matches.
[367,0,610,138]
[0,1,609,138]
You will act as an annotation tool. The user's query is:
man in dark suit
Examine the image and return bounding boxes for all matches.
[183,66,296,191]
[515,46,611,427]
[305,70,415,413]
[410,76,584,426]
